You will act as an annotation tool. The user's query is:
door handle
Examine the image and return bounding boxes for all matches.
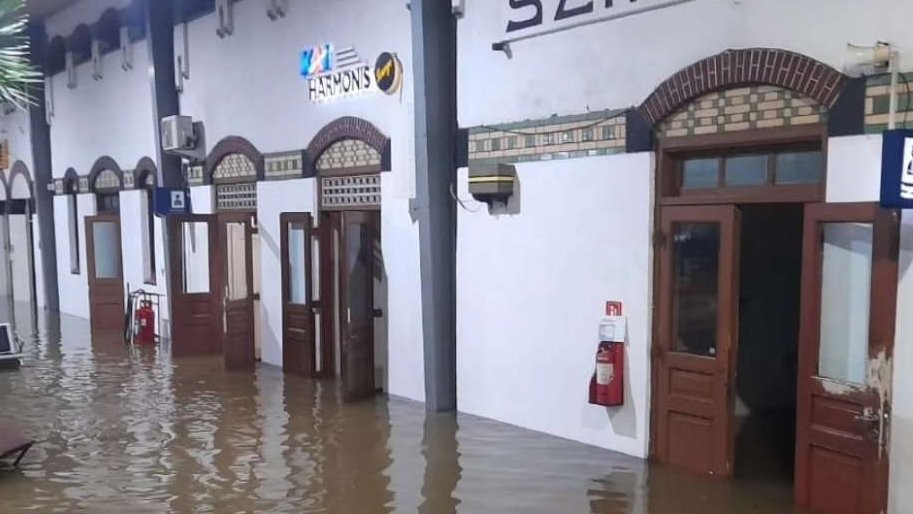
[853,412,879,425]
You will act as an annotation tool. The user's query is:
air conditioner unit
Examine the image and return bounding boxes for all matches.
[161,115,196,151]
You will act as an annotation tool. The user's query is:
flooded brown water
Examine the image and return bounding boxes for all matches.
[0,309,804,513]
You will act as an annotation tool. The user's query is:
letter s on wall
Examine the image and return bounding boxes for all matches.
[506,0,543,32]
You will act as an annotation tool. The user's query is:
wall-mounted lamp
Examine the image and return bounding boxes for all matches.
[91,39,103,81]
[468,163,517,209]
[845,42,900,129]
[451,0,465,18]
[119,26,133,71]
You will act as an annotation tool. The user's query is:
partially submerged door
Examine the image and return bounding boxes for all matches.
[281,213,316,376]
[339,211,377,401]
[795,203,897,514]
[655,205,741,476]
[220,212,255,371]
[85,214,125,334]
[168,215,221,357]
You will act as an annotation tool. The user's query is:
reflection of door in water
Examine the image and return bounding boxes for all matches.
[340,211,377,402]
[85,215,125,334]
[794,203,896,514]
[221,213,255,371]
[654,205,740,477]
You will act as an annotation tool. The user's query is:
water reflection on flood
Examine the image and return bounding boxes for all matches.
[0,307,802,513]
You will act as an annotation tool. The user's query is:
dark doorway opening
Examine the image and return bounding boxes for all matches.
[734,203,803,485]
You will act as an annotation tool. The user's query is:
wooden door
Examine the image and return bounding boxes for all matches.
[795,203,897,514]
[281,213,316,376]
[220,212,255,371]
[655,205,741,476]
[339,211,377,402]
[168,215,222,357]
[85,214,125,334]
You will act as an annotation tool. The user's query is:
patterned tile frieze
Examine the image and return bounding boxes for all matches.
[94,169,121,190]
[656,85,826,139]
[52,178,64,195]
[316,139,382,172]
[467,109,627,166]
[865,72,913,134]
[216,182,257,211]
[213,153,257,182]
[78,177,89,193]
[320,174,381,210]
[186,164,205,186]
[265,151,305,180]
[123,171,135,189]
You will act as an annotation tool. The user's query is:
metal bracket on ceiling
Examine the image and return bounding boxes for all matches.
[119,26,132,71]
[91,39,102,81]
[267,0,287,20]
[216,0,234,38]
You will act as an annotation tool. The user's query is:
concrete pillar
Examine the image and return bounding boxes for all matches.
[27,23,59,314]
[144,0,182,188]
[410,0,459,412]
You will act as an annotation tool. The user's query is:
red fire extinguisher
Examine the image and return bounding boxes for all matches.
[590,341,624,406]
[134,301,156,344]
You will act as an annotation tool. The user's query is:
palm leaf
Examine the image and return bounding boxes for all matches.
[0,0,38,108]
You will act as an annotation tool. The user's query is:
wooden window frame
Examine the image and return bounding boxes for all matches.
[658,124,827,206]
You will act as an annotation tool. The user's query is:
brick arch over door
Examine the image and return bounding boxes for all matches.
[638,48,849,127]
[133,157,158,188]
[205,136,264,185]
[305,116,391,177]
[8,160,32,199]
[88,156,124,192]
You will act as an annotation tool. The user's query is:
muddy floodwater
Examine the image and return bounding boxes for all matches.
[0,310,804,513]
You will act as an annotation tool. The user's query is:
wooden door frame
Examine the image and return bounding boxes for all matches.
[218,211,256,370]
[653,204,741,476]
[794,202,897,512]
[649,124,827,459]
[280,212,316,376]
[338,209,378,401]
[85,213,125,333]
[167,214,223,357]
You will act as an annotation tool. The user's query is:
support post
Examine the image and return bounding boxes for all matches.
[410,0,459,411]
[27,23,59,314]
[145,0,181,341]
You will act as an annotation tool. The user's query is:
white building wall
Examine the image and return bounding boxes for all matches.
[118,190,169,325]
[458,0,913,127]
[44,0,159,319]
[177,0,423,401]
[457,153,653,457]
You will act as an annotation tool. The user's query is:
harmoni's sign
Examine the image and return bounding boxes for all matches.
[881,129,913,209]
[505,0,688,33]
[301,45,374,102]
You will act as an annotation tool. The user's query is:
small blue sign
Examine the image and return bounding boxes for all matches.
[880,129,913,209]
[153,187,191,218]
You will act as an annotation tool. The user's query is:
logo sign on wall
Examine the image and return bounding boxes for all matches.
[300,43,333,77]
[880,129,913,208]
[301,44,374,102]
[374,52,403,96]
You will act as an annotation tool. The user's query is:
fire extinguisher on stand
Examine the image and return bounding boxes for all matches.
[589,301,625,407]
[134,300,156,345]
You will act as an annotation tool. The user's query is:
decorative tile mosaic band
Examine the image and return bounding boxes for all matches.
[123,172,135,189]
[321,174,381,210]
[467,109,627,166]
[264,151,304,180]
[865,72,913,134]
[316,139,382,171]
[657,85,826,139]
[216,182,257,211]
[186,164,205,186]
